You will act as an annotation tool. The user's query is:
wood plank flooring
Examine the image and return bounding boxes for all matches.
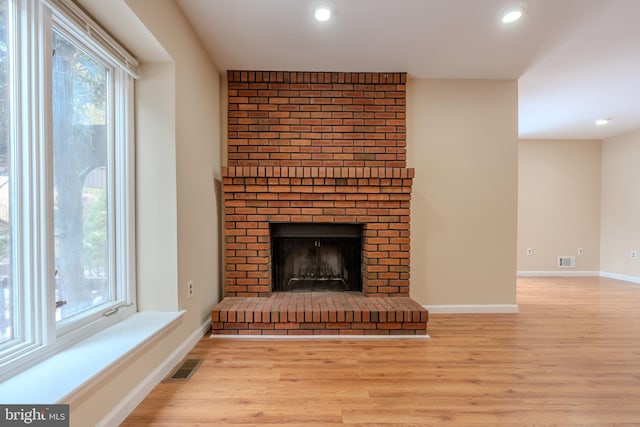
[121,277,640,426]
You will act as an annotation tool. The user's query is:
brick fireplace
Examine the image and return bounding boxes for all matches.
[212,71,428,335]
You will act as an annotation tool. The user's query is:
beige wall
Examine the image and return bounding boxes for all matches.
[136,61,179,311]
[407,79,518,306]
[601,129,640,278]
[71,0,222,425]
[517,140,601,272]
[125,0,222,327]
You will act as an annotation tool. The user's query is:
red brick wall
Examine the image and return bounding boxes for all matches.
[223,71,413,298]
[227,71,406,168]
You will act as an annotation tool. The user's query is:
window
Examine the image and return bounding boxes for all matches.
[0,0,137,381]
[52,28,112,323]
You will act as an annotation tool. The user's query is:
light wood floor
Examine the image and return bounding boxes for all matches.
[121,277,640,426]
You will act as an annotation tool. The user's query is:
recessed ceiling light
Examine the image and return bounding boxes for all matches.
[595,118,611,126]
[314,5,332,22]
[502,9,523,23]
[501,2,528,23]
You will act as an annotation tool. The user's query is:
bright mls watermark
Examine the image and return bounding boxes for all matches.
[0,405,69,426]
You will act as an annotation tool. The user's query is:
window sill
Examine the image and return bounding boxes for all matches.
[0,311,184,404]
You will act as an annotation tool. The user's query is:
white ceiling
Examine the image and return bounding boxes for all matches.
[176,0,640,140]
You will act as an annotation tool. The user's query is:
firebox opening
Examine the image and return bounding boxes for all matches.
[271,223,362,292]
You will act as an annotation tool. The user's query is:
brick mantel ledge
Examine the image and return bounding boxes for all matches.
[222,166,415,179]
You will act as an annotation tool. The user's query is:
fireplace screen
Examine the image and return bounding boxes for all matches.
[271,223,362,292]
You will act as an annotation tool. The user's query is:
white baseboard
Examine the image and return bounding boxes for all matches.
[517,271,600,277]
[423,304,519,314]
[97,319,211,427]
[600,271,640,284]
[517,270,640,284]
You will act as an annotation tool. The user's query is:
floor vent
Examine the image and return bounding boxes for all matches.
[558,256,576,268]
[167,358,203,381]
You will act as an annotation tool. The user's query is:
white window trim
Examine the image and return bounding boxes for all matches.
[0,0,138,383]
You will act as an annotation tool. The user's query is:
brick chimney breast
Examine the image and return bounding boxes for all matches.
[223,71,414,298]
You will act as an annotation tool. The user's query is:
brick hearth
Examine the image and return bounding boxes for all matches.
[213,71,428,335]
[212,292,427,336]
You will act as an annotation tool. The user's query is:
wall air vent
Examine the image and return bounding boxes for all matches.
[558,256,576,268]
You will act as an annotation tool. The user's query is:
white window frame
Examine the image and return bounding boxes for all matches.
[0,0,137,382]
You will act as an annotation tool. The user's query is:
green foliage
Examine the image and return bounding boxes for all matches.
[83,184,107,277]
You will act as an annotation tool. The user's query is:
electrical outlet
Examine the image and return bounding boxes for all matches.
[631,251,638,260]
[526,248,533,256]
[187,280,194,298]
[577,248,584,256]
